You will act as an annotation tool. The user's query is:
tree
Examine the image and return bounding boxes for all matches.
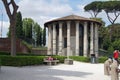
[107,23,120,41]
[22,18,43,46]
[43,27,46,46]
[84,1,102,18]
[102,1,120,24]
[16,11,23,39]
[2,0,18,56]
[112,39,120,50]
[102,1,120,41]
[22,18,33,43]
[33,23,42,46]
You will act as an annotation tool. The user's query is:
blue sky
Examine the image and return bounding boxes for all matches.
[0,0,119,37]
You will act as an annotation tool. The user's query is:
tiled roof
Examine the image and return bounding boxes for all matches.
[44,14,101,26]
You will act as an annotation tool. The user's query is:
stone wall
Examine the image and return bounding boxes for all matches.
[0,38,29,53]
[31,49,47,55]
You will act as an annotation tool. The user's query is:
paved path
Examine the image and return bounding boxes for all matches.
[0,61,111,80]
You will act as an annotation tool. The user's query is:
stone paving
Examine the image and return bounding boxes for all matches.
[0,61,111,80]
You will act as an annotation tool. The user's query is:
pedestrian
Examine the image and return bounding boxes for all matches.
[104,57,112,75]
[113,50,119,63]
[111,59,119,80]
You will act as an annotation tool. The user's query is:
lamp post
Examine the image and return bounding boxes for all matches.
[0,7,3,38]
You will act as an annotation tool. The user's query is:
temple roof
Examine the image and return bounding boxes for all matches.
[44,14,101,27]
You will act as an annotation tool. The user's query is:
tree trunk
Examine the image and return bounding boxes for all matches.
[2,0,18,56]
[10,22,16,56]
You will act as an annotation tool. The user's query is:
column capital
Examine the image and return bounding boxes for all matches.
[67,21,71,24]
[95,23,99,27]
[53,22,57,26]
[91,22,93,26]
[58,21,64,24]
[59,21,63,27]
[47,24,52,27]
[84,21,87,24]
[75,21,79,23]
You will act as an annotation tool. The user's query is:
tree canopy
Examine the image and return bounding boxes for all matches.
[84,1,120,24]
[84,1,103,18]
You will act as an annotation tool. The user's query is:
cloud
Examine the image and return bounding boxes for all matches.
[18,0,73,28]
[18,0,73,17]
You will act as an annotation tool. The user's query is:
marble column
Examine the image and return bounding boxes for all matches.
[83,22,88,57]
[52,23,56,55]
[75,21,79,56]
[90,22,94,55]
[47,25,52,55]
[95,24,99,58]
[67,21,71,58]
[58,22,63,56]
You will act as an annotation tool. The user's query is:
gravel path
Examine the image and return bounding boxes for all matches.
[0,61,111,80]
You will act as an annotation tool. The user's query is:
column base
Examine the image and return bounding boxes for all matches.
[64,58,73,65]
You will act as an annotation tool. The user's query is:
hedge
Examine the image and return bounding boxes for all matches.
[98,57,108,63]
[0,55,66,66]
[0,51,10,55]
[0,55,45,66]
[52,56,66,63]
[70,56,109,63]
[0,54,109,67]
[70,56,90,62]
[0,58,1,66]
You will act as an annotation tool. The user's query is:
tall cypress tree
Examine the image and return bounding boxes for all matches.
[16,11,23,39]
[33,23,42,46]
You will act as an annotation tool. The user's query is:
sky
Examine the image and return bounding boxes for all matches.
[0,0,120,38]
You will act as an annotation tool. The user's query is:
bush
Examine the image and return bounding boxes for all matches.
[0,55,45,66]
[0,55,66,66]
[0,51,10,55]
[52,56,66,63]
[0,58,1,66]
[98,57,108,63]
[70,56,90,62]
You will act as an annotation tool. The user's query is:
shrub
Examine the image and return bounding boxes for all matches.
[0,51,10,55]
[98,57,108,63]
[0,55,66,66]
[0,55,45,66]
[0,58,1,66]
[70,56,90,62]
[52,56,66,63]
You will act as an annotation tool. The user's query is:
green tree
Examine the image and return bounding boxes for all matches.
[33,23,42,46]
[107,46,114,55]
[102,1,120,41]
[112,39,120,50]
[22,18,43,46]
[43,27,46,46]
[107,23,120,41]
[84,1,103,18]
[103,37,111,50]
[16,11,23,39]
[102,1,120,24]
[22,18,33,43]
[2,0,18,56]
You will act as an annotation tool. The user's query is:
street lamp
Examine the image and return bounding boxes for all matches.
[0,7,3,38]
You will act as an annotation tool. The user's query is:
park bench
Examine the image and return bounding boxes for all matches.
[43,58,59,65]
